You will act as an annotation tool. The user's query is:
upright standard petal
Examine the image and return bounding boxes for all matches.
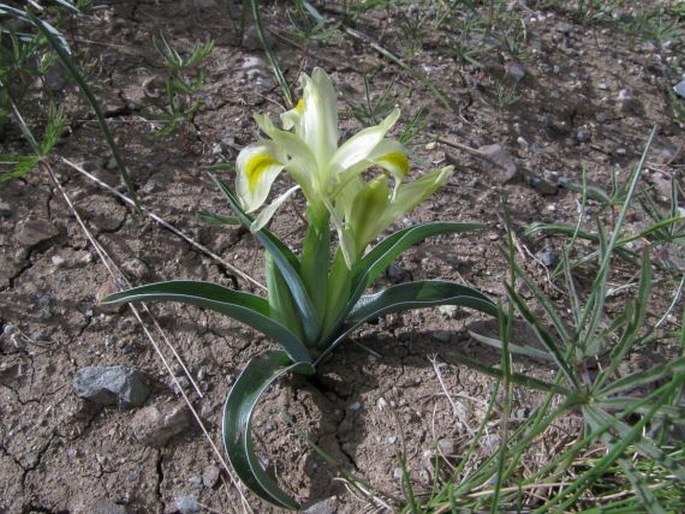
[300,68,339,172]
[236,142,284,213]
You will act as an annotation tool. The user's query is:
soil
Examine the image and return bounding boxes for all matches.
[1,1,683,513]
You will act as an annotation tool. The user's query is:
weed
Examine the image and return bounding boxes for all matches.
[345,74,399,126]
[425,130,685,512]
[144,34,213,138]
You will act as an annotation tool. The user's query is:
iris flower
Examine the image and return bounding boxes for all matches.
[236,68,453,266]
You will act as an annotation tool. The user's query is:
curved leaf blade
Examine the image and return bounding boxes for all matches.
[103,281,312,363]
[350,222,481,306]
[316,280,498,363]
[223,351,313,509]
[212,175,321,343]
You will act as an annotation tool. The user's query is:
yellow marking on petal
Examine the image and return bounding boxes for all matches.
[245,154,278,192]
[295,98,305,113]
[378,152,409,178]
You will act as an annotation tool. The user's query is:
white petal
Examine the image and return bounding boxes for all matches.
[301,68,339,170]
[329,108,400,175]
[367,139,410,181]
[280,98,304,131]
[250,185,301,232]
[236,142,284,212]
[254,114,319,195]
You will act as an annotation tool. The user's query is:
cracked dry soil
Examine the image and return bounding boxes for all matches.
[1,1,683,512]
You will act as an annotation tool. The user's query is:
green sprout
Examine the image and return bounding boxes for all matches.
[102,68,497,510]
[146,34,213,138]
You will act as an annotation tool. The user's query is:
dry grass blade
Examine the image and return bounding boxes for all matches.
[60,157,265,291]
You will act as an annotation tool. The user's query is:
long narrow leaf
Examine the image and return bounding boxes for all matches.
[506,283,580,389]
[316,280,498,364]
[103,281,312,363]
[348,222,481,311]
[223,351,313,509]
[212,175,321,343]
[598,356,685,399]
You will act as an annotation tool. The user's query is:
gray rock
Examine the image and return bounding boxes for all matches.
[674,79,685,99]
[479,144,518,183]
[386,262,410,283]
[575,130,591,143]
[617,89,643,116]
[479,433,501,454]
[202,464,221,488]
[535,250,558,268]
[15,217,59,247]
[130,401,191,447]
[175,495,200,514]
[302,497,338,514]
[504,61,525,82]
[73,366,150,408]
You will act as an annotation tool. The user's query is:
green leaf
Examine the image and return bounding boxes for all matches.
[198,211,240,226]
[212,175,322,343]
[343,222,481,323]
[265,254,305,340]
[468,330,555,363]
[103,281,312,363]
[0,154,40,183]
[316,280,498,364]
[223,351,313,509]
[506,283,580,390]
[300,202,330,326]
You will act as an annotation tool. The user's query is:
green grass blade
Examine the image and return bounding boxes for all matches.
[103,280,312,363]
[344,27,451,109]
[597,356,685,399]
[24,9,139,208]
[249,0,293,107]
[510,256,570,342]
[445,351,570,395]
[506,283,580,389]
[0,154,40,182]
[222,351,313,510]
[593,250,653,392]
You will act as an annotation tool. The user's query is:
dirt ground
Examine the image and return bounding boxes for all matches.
[1,1,683,513]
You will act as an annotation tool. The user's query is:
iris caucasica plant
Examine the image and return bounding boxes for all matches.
[104,68,498,509]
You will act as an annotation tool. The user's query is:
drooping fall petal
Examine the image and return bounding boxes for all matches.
[236,142,285,213]
[328,108,401,179]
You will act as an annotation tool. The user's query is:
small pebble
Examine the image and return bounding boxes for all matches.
[575,130,591,143]
[437,438,454,455]
[301,497,339,514]
[175,495,200,514]
[535,250,558,268]
[674,79,685,99]
[202,464,221,488]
